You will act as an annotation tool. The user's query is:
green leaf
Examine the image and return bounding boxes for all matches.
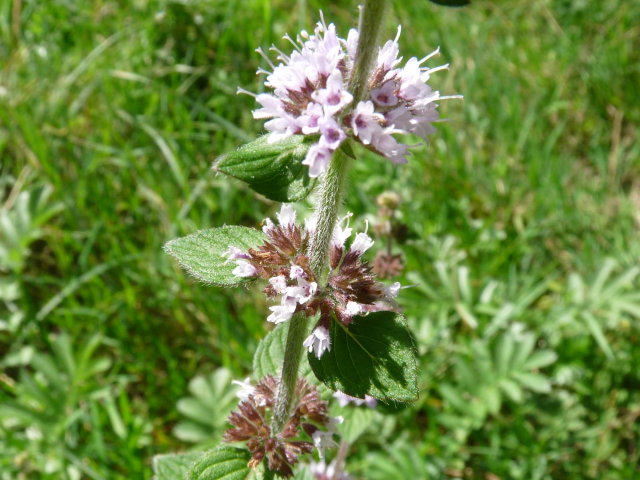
[523,350,557,370]
[253,323,312,380]
[187,446,252,480]
[164,226,264,287]
[308,312,419,403]
[337,407,376,443]
[153,452,203,480]
[215,135,317,202]
[512,372,551,394]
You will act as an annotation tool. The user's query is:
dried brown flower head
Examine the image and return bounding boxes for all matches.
[224,376,330,477]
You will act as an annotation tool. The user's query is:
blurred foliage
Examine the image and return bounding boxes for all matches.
[1,0,639,478]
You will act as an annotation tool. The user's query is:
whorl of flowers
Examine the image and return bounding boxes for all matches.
[224,375,330,478]
[239,13,460,177]
[224,204,401,358]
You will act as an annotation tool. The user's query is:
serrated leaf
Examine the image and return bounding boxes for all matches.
[215,135,317,202]
[187,446,252,480]
[153,452,203,480]
[308,312,418,403]
[253,323,312,380]
[164,226,263,287]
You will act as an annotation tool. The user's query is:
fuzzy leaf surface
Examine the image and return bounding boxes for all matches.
[164,226,263,287]
[187,446,252,480]
[309,312,419,403]
[215,135,316,202]
[153,452,203,480]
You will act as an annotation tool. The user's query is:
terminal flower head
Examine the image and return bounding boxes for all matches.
[239,14,461,177]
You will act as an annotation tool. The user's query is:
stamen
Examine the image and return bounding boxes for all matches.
[237,87,257,97]
[269,45,290,63]
[282,33,302,53]
[424,64,449,75]
[418,46,441,65]
[255,47,275,69]
[394,25,402,43]
[319,10,327,31]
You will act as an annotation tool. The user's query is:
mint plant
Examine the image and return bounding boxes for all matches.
[161,2,460,478]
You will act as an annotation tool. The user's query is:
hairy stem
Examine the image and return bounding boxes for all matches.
[271,149,350,432]
[349,0,389,104]
[271,1,388,434]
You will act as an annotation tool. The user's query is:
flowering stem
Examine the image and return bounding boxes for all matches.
[271,0,388,434]
[349,0,389,104]
[271,149,351,432]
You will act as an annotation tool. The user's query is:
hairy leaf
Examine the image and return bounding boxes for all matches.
[153,452,203,480]
[215,135,316,202]
[309,312,419,403]
[187,446,252,480]
[164,226,263,286]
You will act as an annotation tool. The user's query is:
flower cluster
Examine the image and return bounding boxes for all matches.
[225,205,400,358]
[224,376,331,477]
[240,14,460,177]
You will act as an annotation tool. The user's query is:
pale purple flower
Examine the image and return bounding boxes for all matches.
[232,260,257,278]
[268,274,288,294]
[350,231,374,255]
[276,203,297,227]
[312,418,341,459]
[345,301,363,317]
[311,69,353,115]
[303,326,331,359]
[385,281,402,298]
[331,214,353,248]
[333,390,378,409]
[318,114,346,150]
[240,14,460,177]
[289,264,306,280]
[302,143,332,178]
[224,245,250,262]
[351,101,383,145]
[232,378,255,401]
[371,81,398,107]
[310,460,353,480]
[297,102,324,135]
[267,302,296,324]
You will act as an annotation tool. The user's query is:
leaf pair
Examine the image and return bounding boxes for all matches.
[165,225,420,403]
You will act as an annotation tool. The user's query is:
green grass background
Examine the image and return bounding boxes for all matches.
[1,0,639,478]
